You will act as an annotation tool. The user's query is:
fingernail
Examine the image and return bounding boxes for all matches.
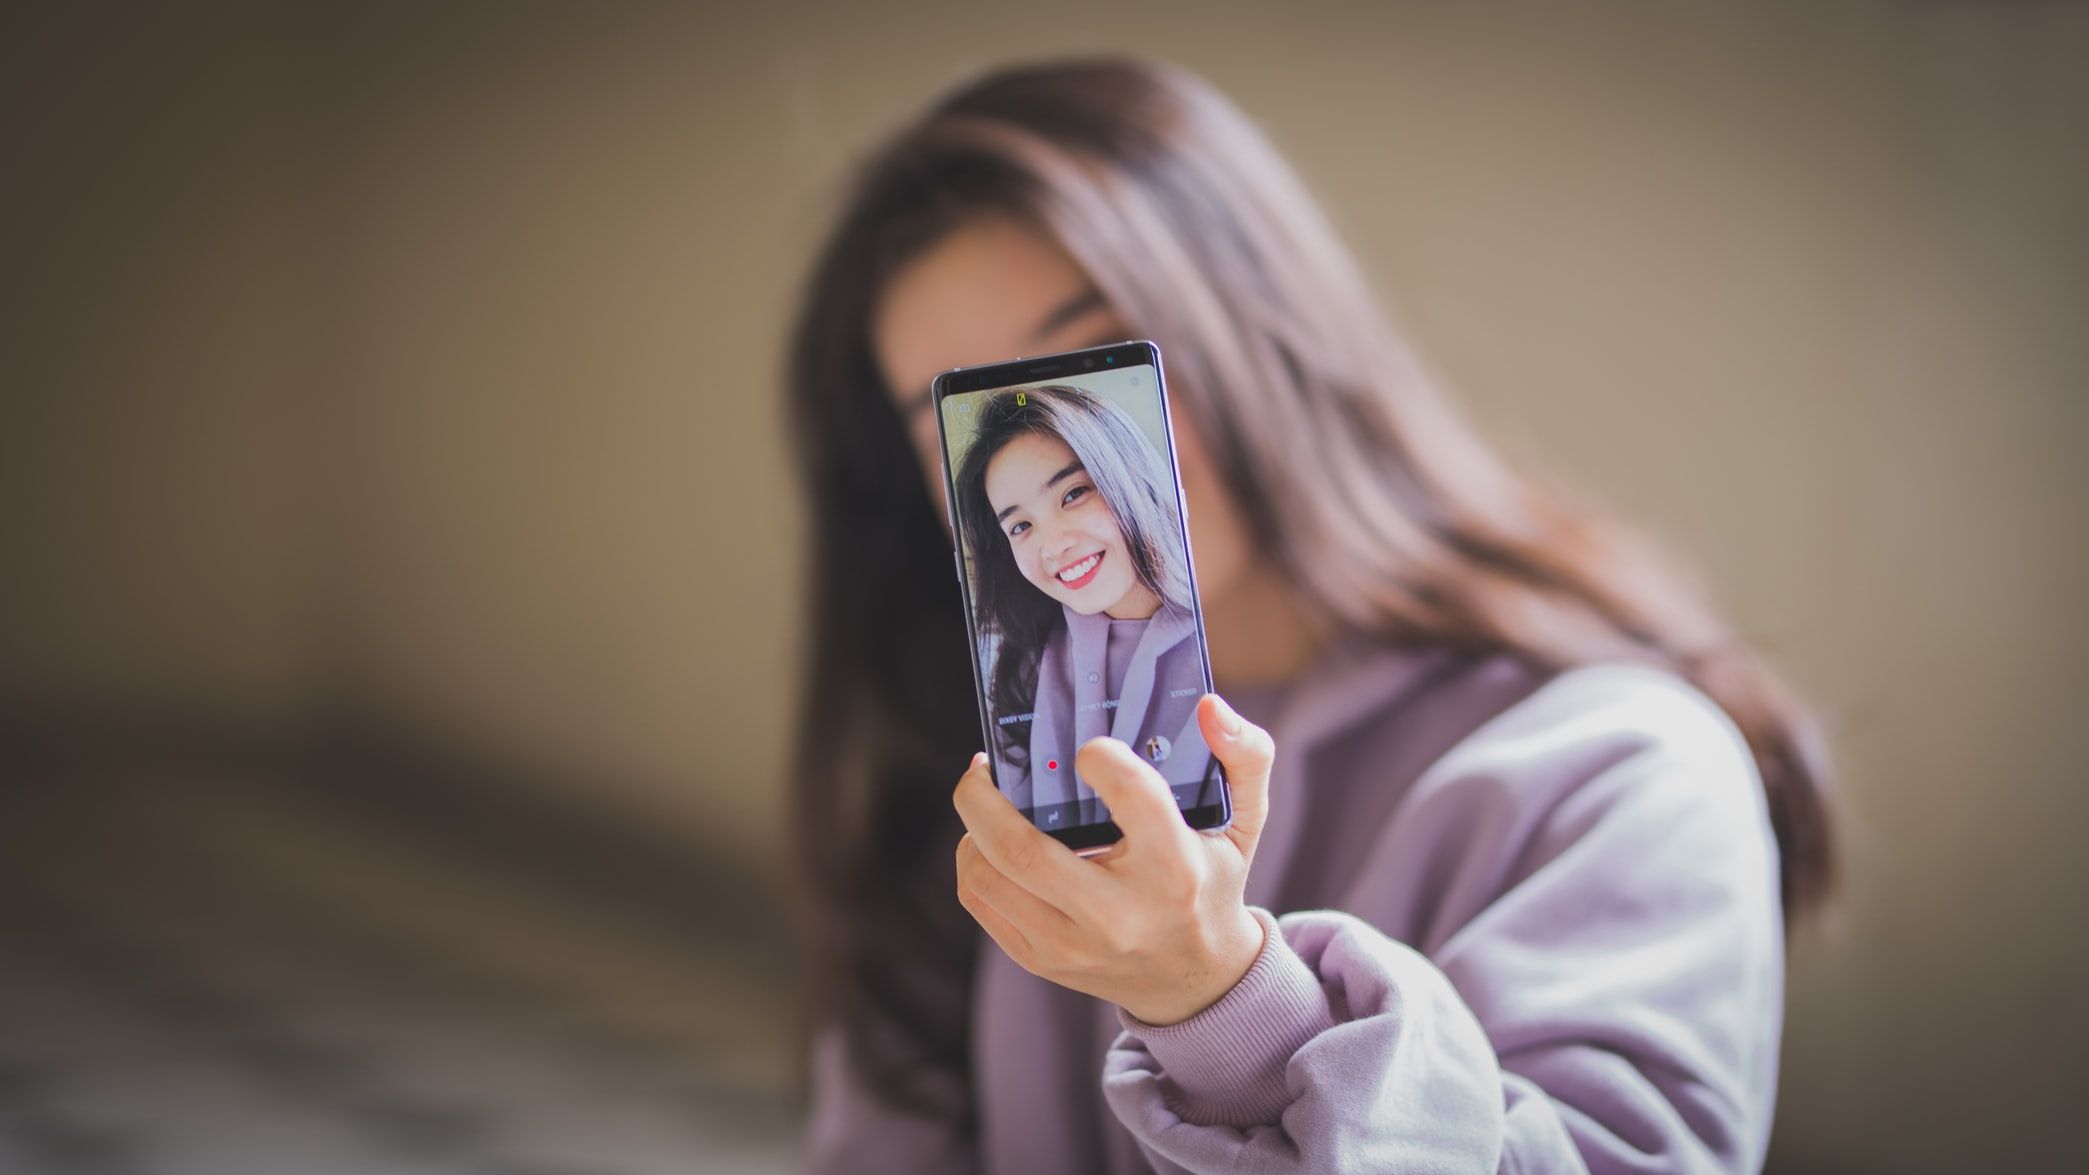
[971,752,988,771]
[1215,695,1243,737]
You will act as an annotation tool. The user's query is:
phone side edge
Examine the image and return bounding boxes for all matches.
[1143,341,1234,835]
[928,373,1006,799]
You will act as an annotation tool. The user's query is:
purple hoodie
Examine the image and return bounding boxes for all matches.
[805,642,1785,1173]
[1009,600,1217,814]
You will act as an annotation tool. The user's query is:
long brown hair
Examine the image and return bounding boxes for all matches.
[783,55,1833,1115]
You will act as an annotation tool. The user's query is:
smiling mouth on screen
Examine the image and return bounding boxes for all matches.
[1055,551,1104,591]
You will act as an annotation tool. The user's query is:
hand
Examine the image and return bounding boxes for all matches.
[952,694,1277,1026]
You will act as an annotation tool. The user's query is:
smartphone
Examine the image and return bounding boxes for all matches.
[930,340,1231,853]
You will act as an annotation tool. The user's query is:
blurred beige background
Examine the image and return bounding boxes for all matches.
[3,2,2084,1171]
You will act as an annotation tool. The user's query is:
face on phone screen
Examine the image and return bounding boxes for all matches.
[933,342,1229,849]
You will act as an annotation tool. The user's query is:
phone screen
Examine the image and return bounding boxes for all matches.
[932,341,1230,850]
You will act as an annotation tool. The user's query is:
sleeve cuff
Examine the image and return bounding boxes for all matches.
[1115,907,1340,1126]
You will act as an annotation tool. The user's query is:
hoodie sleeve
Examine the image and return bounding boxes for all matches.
[1098,666,1786,1174]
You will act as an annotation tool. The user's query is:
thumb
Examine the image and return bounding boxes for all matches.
[1197,694,1274,857]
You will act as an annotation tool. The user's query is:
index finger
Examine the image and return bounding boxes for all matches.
[952,753,1095,899]
[1073,737,1195,853]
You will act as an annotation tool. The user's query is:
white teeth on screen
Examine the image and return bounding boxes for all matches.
[1057,554,1101,582]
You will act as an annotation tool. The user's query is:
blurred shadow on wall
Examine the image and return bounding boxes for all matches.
[0,6,803,1172]
[0,716,798,1173]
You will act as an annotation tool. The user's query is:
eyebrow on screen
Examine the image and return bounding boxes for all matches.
[903,288,1112,420]
[995,460,1086,524]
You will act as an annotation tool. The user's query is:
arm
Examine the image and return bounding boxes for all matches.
[1103,907,1507,1172]
[1099,668,1785,1174]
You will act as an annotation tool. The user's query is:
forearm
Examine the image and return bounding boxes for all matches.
[1101,910,1508,1173]
[1102,904,1772,1175]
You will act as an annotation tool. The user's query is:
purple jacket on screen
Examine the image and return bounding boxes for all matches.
[1006,601,1216,814]
[805,641,1786,1174]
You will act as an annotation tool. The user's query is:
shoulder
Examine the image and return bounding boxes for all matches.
[1455,661,1757,785]
[1368,658,1783,958]
[1408,658,1771,850]
[1295,642,1756,777]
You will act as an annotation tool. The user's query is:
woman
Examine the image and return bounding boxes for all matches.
[786,56,1830,1173]
[952,385,1217,817]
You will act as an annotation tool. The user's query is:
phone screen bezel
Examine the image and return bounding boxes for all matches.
[928,339,1232,852]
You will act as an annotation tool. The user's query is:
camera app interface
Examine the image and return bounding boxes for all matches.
[942,363,1223,833]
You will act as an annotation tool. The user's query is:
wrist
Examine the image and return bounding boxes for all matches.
[1128,904,1266,1026]
[1111,908,1338,1128]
